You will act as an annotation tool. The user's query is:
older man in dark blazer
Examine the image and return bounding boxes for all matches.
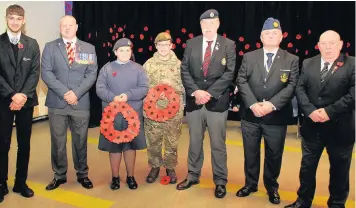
[177,9,236,199]
[286,30,355,208]
[236,18,299,204]
[0,5,40,202]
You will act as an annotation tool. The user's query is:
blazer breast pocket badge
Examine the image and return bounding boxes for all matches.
[221,57,226,66]
[75,53,95,65]
[280,73,288,83]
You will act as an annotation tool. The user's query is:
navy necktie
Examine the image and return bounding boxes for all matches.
[266,53,274,72]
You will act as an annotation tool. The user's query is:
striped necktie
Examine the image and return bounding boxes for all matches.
[202,41,213,77]
[66,42,75,66]
[321,62,330,82]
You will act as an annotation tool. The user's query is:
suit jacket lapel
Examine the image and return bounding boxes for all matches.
[57,39,70,69]
[320,54,344,91]
[266,49,283,82]
[16,35,27,67]
[2,34,16,68]
[314,55,322,91]
[209,35,222,64]
[197,36,203,65]
[256,49,266,83]
[196,36,204,77]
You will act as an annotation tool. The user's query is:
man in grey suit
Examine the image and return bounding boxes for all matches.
[236,18,299,204]
[177,9,236,199]
[41,15,97,190]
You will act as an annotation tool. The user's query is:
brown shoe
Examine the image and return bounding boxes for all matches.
[166,169,177,184]
[146,167,160,183]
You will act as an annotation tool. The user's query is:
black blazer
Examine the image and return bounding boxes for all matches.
[181,35,236,112]
[0,33,40,108]
[237,48,299,125]
[296,54,355,145]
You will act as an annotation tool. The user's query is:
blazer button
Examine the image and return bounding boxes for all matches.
[318,97,321,100]
[204,79,207,82]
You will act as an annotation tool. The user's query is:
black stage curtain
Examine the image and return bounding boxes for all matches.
[72,1,355,127]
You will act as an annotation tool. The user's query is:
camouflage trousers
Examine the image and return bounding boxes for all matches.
[144,118,182,169]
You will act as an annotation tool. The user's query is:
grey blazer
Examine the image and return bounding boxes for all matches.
[41,38,98,110]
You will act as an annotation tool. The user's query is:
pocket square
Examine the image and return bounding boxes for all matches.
[280,69,291,72]
[23,57,31,61]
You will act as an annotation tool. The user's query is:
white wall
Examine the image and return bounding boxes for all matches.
[0,1,65,118]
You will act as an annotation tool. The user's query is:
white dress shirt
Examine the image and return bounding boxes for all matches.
[321,58,334,71]
[202,35,218,62]
[63,37,77,52]
[7,30,21,44]
[263,47,279,71]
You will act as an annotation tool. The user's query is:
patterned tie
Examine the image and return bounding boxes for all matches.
[202,41,213,77]
[321,62,330,82]
[66,42,75,66]
[266,53,274,72]
[11,37,19,45]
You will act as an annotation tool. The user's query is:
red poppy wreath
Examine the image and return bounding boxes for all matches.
[144,84,180,122]
[100,102,140,144]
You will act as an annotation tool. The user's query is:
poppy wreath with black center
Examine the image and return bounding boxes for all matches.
[100,102,140,144]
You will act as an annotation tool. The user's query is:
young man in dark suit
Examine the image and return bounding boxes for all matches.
[236,18,299,204]
[0,4,40,202]
[286,31,355,208]
[177,9,236,199]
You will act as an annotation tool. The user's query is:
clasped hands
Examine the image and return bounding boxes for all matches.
[193,90,211,105]
[10,93,27,111]
[250,101,275,117]
[114,93,128,103]
[309,108,330,123]
[64,90,78,105]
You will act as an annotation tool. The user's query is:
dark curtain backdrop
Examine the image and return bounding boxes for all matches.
[72,1,355,127]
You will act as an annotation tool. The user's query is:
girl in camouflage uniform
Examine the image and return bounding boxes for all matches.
[143,32,184,184]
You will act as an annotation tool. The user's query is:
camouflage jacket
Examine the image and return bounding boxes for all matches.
[143,50,184,121]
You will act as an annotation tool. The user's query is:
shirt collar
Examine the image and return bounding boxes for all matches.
[321,57,334,68]
[115,59,130,65]
[7,30,21,42]
[62,37,77,45]
[263,47,279,56]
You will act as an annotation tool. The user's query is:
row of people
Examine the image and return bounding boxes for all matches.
[0,5,354,208]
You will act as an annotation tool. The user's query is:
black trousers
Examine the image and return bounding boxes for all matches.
[241,119,287,192]
[0,99,34,185]
[297,134,354,207]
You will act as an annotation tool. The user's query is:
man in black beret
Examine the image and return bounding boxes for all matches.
[177,9,236,199]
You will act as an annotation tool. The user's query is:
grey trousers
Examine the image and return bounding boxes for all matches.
[48,106,90,180]
[186,106,228,185]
